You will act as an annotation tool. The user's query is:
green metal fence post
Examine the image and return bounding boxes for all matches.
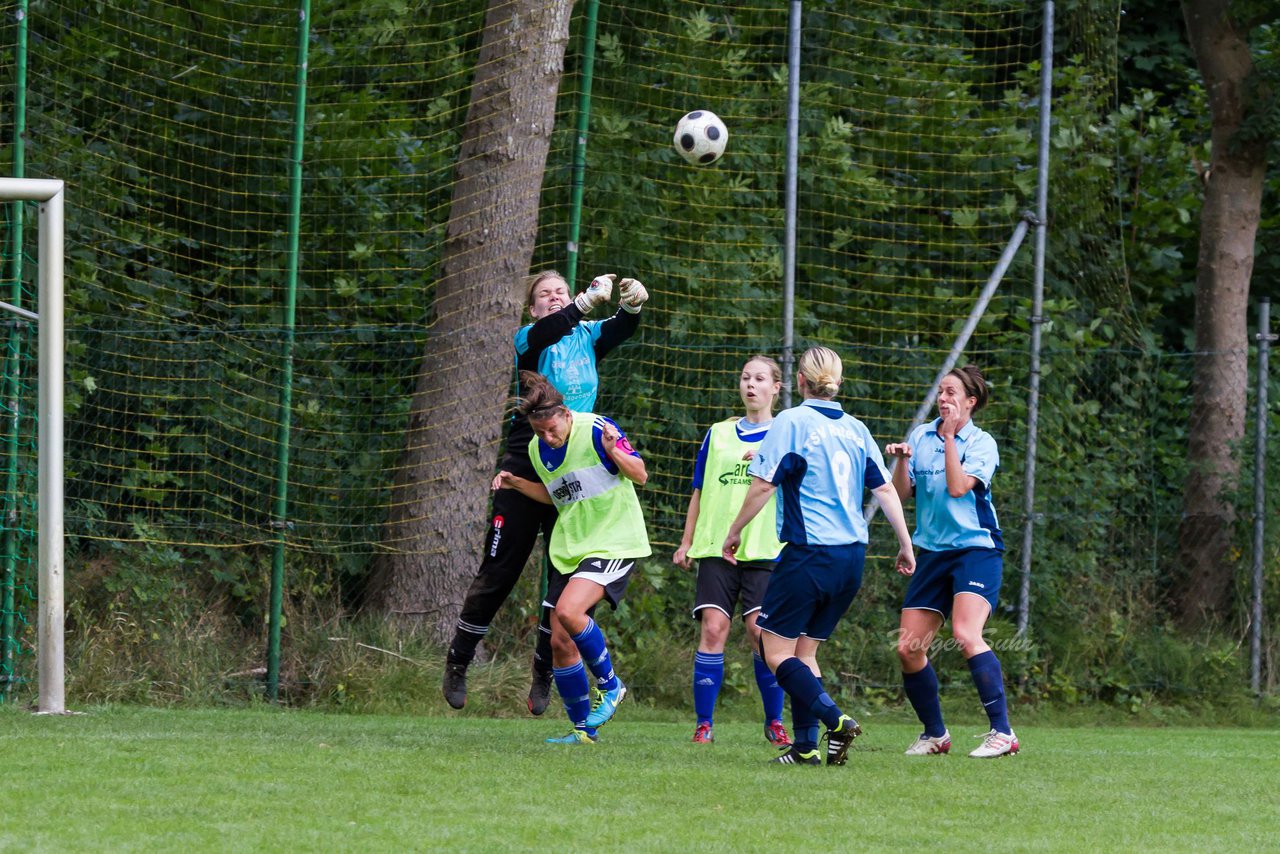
[267,0,311,702]
[2,0,30,701]
[564,0,600,287]
[551,0,601,608]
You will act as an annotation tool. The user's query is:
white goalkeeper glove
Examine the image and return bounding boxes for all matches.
[573,273,615,314]
[618,277,648,313]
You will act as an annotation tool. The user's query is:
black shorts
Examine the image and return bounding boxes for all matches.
[543,557,639,611]
[693,556,775,621]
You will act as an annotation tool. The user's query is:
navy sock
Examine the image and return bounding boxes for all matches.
[790,692,819,752]
[572,618,618,691]
[693,651,724,725]
[775,657,843,731]
[553,661,592,729]
[903,661,946,738]
[754,653,785,725]
[967,650,1011,734]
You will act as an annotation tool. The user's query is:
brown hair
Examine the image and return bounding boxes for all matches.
[947,364,990,413]
[516,370,566,419]
[524,269,567,308]
[797,347,842,399]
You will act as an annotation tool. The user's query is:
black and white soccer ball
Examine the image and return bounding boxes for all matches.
[673,110,728,166]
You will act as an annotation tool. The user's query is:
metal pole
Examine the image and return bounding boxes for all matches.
[2,0,30,701]
[865,217,1030,522]
[781,1,800,407]
[0,178,68,715]
[36,183,64,715]
[1017,0,1053,638]
[267,0,310,702]
[1252,298,1274,696]
[564,0,600,287]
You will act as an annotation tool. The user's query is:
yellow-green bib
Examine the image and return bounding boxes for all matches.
[689,419,782,562]
[529,412,651,574]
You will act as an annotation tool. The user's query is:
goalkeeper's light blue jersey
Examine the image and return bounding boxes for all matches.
[514,320,606,412]
[905,417,1003,552]
[747,399,889,547]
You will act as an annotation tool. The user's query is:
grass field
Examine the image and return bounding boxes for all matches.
[2,705,1276,852]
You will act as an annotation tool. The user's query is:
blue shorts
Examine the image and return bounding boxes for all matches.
[901,547,1002,619]
[756,543,865,642]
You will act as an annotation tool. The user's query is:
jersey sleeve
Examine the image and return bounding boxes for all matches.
[592,415,639,474]
[513,324,532,357]
[862,423,890,489]
[690,429,713,491]
[521,303,584,357]
[592,308,640,362]
[963,429,999,488]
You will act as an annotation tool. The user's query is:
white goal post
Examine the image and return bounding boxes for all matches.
[0,177,64,714]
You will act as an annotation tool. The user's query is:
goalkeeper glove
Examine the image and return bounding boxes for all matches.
[618,277,648,313]
[573,273,615,314]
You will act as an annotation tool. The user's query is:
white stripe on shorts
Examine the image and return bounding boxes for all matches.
[573,557,633,588]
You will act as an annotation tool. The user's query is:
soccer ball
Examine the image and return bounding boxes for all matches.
[673,110,728,165]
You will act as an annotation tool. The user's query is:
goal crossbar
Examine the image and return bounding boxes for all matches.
[0,177,64,714]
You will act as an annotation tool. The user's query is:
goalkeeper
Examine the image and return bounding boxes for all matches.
[443,270,649,715]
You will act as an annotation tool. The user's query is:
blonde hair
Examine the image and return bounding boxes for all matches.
[797,347,842,399]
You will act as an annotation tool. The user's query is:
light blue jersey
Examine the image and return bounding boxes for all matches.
[748,399,889,546]
[514,320,606,412]
[906,417,1003,551]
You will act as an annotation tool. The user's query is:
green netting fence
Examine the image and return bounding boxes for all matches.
[0,0,1274,703]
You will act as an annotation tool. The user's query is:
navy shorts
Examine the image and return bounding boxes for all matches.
[693,556,774,621]
[543,557,638,611]
[756,543,865,642]
[901,547,1003,619]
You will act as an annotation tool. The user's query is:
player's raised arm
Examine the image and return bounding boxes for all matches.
[599,419,647,486]
[594,275,645,361]
[884,439,914,503]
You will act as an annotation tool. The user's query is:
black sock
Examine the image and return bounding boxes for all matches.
[448,624,486,667]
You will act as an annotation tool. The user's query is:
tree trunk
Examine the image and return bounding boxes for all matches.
[1176,0,1267,628]
[368,0,574,640]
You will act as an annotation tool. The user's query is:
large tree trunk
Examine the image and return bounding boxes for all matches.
[1176,0,1267,628]
[368,0,574,639]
